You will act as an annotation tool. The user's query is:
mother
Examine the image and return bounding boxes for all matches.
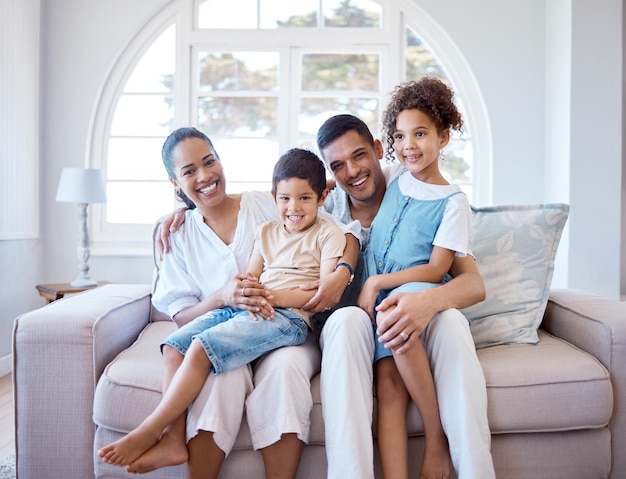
[134,127,346,478]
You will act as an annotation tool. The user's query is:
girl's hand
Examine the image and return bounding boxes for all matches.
[357,276,381,323]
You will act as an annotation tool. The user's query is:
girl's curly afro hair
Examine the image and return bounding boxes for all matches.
[381,77,463,162]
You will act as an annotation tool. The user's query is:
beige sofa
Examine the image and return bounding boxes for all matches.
[12,205,626,478]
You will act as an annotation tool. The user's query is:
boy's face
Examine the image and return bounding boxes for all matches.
[273,178,327,234]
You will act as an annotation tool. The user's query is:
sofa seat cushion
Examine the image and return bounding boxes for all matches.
[477,329,612,434]
[382,330,612,439]
[94,321,175,433]
[93,321,328,448]
[95,323,611,446]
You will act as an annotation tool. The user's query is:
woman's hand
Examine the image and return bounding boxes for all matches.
[356,276,381,323]
[156,207,188,257]
[227,273,275,319]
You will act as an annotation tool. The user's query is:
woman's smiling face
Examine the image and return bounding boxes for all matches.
[170,137,227,209]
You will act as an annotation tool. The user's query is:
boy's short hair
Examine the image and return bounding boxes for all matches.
[272,148,327,198]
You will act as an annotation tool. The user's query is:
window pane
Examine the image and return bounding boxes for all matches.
[106,181,174,224]
[260,0,318,28]
[124,26,175,93]
[198,97,277,137]
[299,97,378,137]
[198,0,257,29]
[323,0,381,28]
[406,26,446,81]
[111,94,174,136]
[301,53,379,91]
[213,138,279,189]
[198,52,278,92]
[226,181,272,193]
[108,138,167,181]
[442,139,473,184]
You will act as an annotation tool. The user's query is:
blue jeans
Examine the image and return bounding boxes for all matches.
[162,306,308,374]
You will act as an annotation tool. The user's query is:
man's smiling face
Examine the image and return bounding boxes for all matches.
[322,129,385,204]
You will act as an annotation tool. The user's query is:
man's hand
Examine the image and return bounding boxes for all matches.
[375,290,439,354]
[156,207,188,257]
[300,266,351,313]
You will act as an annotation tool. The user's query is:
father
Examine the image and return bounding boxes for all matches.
[306,114,495,479]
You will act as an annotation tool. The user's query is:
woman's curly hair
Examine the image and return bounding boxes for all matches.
[381,77,463,162]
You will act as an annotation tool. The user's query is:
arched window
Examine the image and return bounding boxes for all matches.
[89,0,491,252]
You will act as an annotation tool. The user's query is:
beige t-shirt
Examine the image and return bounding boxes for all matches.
[252,218,346,325]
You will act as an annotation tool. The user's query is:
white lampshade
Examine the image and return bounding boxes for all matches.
[56,168,107,204]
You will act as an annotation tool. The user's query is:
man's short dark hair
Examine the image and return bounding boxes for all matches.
[316,114,375,159]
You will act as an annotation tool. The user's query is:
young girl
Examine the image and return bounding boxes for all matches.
[357,77,472,479]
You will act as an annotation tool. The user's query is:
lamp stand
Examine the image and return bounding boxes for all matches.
[70,202,97,287]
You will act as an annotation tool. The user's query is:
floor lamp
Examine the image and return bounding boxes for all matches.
[56,167,107,287]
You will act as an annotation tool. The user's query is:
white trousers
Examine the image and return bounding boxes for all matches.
[424,309,495,479]
[187,331,321,453]
[320,306,375,479]
[319,306,495,479]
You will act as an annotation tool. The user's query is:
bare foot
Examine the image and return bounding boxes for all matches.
[127,432,189,474]
[419,436,451,479]
[98,427,161,467]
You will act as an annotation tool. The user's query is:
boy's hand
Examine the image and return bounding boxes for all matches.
[156,207,188,257]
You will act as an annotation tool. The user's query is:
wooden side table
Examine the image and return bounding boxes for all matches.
[36,282,107,304]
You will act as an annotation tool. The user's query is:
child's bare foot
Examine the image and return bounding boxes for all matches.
[98,427,161,467]
[127,432,189,474]
[419,436,451,479]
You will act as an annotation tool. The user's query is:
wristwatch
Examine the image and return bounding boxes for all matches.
[334,262,354,285]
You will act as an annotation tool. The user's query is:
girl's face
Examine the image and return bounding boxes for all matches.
[273,177,327,234]
[392,108,450,184]
[169,137,226,210]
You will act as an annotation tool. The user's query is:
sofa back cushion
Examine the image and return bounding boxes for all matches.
[462,203,569,348]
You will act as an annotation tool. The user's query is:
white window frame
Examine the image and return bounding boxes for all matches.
[87,0,492,255]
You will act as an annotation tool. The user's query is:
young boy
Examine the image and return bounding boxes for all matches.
[98,147,347,470]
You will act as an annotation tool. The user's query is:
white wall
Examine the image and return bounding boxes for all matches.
[40,0,170,289]
[0,0,624,362]
[566,1,623,298]
[0,0,42,375]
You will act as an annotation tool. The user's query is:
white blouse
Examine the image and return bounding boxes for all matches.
[152,190,277,318]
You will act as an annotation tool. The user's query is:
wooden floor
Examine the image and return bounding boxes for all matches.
[0,373,15,460]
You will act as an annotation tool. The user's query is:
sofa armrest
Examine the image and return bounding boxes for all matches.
[542,288,626,478]
[13,283,153,479]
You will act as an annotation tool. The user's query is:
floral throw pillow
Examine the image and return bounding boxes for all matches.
[462,203,569,349]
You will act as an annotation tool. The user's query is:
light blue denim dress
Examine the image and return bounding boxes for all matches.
[162,307,308,375]
[364,178,461,361]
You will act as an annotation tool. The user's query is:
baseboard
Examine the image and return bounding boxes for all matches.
[0,354,12,377]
